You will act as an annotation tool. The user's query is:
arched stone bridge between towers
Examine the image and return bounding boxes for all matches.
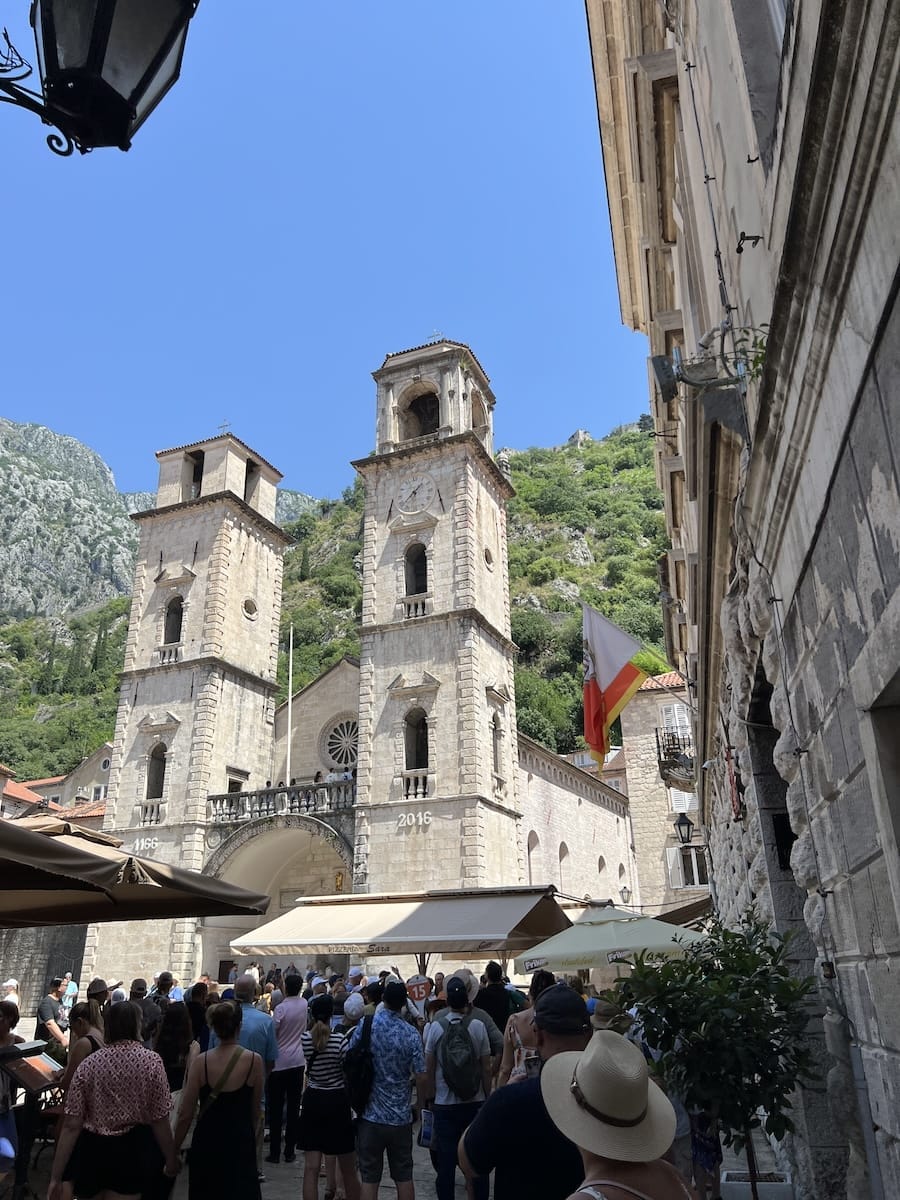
[204,781,357,881]
[199,784,359,973]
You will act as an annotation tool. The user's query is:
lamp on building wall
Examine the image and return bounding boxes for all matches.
[674,812,695,845]
[0,0,200,155]
[619,885,631,904]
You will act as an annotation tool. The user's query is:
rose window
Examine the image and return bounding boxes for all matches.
[326,719,358,768]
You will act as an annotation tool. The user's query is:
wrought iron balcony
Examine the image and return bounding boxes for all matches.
[655,729,695,788]
[207,779,356,825]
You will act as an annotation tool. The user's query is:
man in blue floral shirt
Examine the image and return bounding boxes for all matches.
[350,980,426,1200]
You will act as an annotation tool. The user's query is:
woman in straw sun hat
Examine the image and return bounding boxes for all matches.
[541,1030,698,1200]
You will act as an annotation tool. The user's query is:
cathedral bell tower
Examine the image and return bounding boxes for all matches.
[352,341,522,892]
[93,434,290,982]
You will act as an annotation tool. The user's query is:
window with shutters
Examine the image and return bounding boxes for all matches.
[660,702,691,733]
[670,788,699,813]
[666,845,709,888]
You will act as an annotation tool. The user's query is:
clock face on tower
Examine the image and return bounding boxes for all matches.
[397,473,437,514]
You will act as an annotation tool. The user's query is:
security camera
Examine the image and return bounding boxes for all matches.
[701,759,715,769]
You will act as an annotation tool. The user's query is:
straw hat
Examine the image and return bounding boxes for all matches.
[541,1030,676,1162]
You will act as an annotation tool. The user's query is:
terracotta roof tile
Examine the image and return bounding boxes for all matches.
[2,779,55,805]
[66,799,107,819]
[381,339,491,383]
[20,774,66,787]
[638,671,686,692]
[154,434,282,480]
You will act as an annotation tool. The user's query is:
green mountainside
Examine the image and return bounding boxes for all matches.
[0,422,668,780]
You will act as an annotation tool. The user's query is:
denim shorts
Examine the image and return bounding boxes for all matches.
[356,1118,414,1183]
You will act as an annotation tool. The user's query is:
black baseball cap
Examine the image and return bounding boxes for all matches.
[533,982,590,1035]
[445,977,469,1009]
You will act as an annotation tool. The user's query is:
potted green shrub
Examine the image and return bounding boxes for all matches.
[606,911,815,1200]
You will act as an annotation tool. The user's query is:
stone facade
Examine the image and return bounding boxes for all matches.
[77,343,637,993]
[619,676,709,914]
[22,742,113,809]
[586,0,899,1194]
[86,436,291,986]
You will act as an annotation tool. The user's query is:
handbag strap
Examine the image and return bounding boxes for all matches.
[579,1183,655,1200]
[360,1014,374,1048]
[198,1047,244,1116]
[580,1180,692,1200]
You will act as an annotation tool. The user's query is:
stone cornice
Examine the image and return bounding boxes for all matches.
[351,432,515,499]
[131,490,294,545]
[517,733,629,817]
[361,792,521,820]
[360,606,515,654]
[120,655,278,693]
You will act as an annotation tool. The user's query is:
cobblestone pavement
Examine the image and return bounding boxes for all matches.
[15,1122,770,1199]
[15,1136,461,1199]
[173,1141,465,1199]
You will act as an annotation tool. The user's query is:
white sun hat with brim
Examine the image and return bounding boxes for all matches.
[540,1030,676,1163]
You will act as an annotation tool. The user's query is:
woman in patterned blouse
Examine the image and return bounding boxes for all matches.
[48,1000,179,1200]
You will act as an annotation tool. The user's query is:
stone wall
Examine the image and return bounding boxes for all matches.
[619,685,709,913]
[517,737,634,903]
[0,924,86,1019]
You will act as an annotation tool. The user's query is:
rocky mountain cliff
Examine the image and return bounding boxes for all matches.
[0,420,316,619]
[0,417,668,778]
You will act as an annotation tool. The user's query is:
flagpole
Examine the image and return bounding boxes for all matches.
[285,624,294,784]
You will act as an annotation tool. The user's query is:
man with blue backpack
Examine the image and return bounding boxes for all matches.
[423,976,492,1200]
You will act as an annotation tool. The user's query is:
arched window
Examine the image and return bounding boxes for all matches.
[471,390,488,440]
[405,544,427,595]
[527,831,540,885]
[492,713,503,777]
[147,743,167,800]
[405,709,428,771]
[399,391,440,441]
[163,596,183,645]
[598,855,608,893]
[559,843,570,892]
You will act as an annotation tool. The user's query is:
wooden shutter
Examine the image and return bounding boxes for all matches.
[666,846,685,888]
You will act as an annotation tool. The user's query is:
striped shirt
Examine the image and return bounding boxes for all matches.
[300,1029,347,1091]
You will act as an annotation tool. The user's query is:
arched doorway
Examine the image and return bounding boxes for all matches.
[199,815,353,982]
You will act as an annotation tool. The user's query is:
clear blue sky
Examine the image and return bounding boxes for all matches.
[2,1,648,499]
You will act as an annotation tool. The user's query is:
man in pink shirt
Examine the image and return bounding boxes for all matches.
[265,973,308,1163]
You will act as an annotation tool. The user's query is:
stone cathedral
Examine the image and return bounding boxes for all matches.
[87,341,634,983]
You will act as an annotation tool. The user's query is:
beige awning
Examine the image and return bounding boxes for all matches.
[230,885,573,957]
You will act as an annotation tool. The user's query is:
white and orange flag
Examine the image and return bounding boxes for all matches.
[582,603,647,761]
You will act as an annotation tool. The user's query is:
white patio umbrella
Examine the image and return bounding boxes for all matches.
[514,914,706,974]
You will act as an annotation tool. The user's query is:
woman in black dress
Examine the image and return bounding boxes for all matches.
[154,1001,200,1096]
[297,994,360,1200]
[173,1000,263,1199]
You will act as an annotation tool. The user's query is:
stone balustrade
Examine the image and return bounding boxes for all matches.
[139,800,163,826]
[207,780,357,824]
[399,592,432,619]
[401,769,431,799]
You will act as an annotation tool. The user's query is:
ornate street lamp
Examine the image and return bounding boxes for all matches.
[619,885,631,904]
[0,0,199,156]
[674,812,695,846]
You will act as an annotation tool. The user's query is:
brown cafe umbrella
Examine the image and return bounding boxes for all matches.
[0,815,269,928]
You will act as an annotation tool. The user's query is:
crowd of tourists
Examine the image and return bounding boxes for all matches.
[0,963,717,1199]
